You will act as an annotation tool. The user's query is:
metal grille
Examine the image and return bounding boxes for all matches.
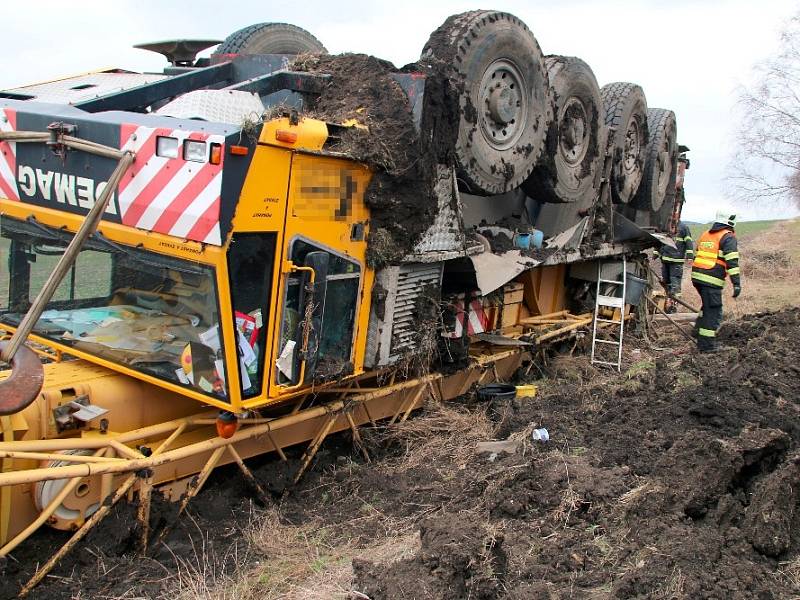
[364,263,443,368]
[389,264,443,357]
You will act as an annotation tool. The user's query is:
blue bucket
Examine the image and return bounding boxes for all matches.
[513,229,544,250]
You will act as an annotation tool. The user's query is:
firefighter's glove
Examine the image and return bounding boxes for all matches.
[732,284,741,298]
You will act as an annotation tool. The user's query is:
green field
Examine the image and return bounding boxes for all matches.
[0,235,112,311]
[687,219,783,240]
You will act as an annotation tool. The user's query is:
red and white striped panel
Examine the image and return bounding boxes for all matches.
[0,109,18,201]
[443,292,488,339]
[119,124,225,245]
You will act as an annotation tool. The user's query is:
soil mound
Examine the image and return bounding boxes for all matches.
[354,514,506,599]
[293,53,459,267]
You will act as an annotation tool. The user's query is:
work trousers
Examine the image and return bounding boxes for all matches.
[693,283,723,351]
[661,261,684,296]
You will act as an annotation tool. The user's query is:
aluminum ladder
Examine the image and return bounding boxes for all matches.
[590,257,627,371]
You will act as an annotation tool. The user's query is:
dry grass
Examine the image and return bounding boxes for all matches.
[157,404,498,600]
[656,566,687,599]
[776,556,800,596]
[617,480,663,508]
[553,486,583,527]
[372,402,495,473]
[159,522,255,600]
[159,505,421,600]
[506,421,539,457]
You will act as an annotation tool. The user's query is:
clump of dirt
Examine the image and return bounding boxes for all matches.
[292,53,459,268]
[353,514,506,600]
[743,456,800,557]
[479,228,515,253]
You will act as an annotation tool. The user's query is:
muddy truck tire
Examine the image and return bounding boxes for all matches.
[601,82,648,204]
[217,23,327,55]
[522,56,603,204]
[422,11,551,195]
[634,108,678,215]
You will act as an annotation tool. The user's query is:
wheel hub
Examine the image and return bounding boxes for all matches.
[559,97,589,166]
[34,451,101,530]
[488,86,517,124]
[479,59,527,150]
[623,119,641,173]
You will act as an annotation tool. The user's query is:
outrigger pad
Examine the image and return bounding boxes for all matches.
[134,40,223,66]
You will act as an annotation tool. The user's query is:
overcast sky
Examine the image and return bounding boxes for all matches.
[1,0,798,222]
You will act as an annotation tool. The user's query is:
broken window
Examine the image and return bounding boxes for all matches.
[0,216,229,400]
[276,238,361,386]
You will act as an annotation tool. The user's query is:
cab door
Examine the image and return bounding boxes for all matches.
[268,153,373,398]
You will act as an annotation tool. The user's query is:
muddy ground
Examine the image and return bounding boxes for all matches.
[5,307,800,599]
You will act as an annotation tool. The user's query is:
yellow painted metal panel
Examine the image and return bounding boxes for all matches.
[228,145,292,233]
[214,256,242,410]
[259,117,329,152]
[0,200,221,265]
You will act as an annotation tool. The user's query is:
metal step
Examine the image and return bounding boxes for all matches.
[597,295,624,309]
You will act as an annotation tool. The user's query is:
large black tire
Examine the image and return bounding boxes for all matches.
[634,108,678,212]
[522,56,603,204]
[422,11,551,195]
[217,23,327,55]
[601,82,648,204]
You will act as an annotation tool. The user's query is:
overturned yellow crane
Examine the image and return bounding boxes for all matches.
[0,11,679,595]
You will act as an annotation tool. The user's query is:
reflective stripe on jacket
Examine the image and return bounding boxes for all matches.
[691,226,740,288]
[659,222,694,262]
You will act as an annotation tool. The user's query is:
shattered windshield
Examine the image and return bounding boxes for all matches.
[0,217,229,400]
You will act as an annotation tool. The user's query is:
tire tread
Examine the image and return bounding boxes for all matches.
[217,22,326,55]
[600,82,648,203]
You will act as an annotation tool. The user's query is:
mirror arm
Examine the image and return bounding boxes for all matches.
[280,262,316,392]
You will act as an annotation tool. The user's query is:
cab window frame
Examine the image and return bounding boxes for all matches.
[275,235,363,386]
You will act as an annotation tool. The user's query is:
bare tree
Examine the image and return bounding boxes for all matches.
[729,13,800,208]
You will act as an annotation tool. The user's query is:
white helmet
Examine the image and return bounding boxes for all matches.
[714,210,736,227]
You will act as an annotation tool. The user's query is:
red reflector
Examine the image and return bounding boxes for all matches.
[275,130,298,144]
[210,142,222,165]
[228,145,249,156]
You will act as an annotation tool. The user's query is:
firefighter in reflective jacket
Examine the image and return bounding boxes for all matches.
[655,221,694,313]
[691,210,741,351]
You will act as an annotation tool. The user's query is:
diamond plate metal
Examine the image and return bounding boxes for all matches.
[412,165,465,254]
[3,72,167,104]
[156,90,264,124]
